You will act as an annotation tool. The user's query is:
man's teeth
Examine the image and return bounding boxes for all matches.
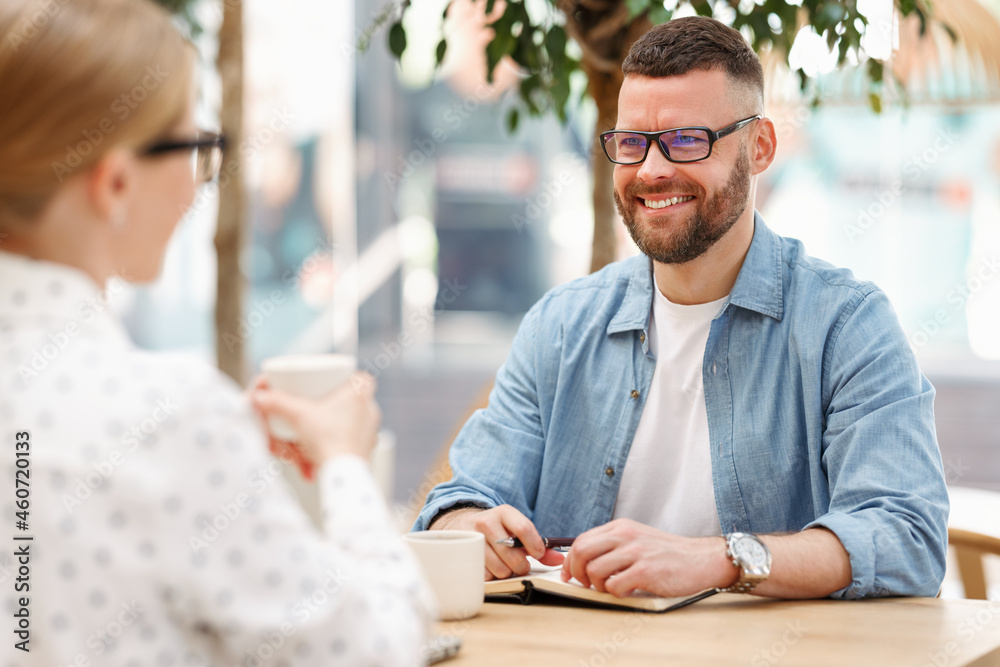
[643,196,693,209]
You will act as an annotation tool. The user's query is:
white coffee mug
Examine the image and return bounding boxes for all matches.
[260,353,356,441]
[403,530,485,621]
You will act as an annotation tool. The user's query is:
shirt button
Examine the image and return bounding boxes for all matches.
[712,362,717,375]
[605,467,615,477]
[630,389,639,399]
[639,332,646,343]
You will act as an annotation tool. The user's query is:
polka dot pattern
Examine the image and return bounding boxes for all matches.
[0,252,432,665]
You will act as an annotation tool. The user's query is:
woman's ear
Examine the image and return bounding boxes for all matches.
[85,148,136,229]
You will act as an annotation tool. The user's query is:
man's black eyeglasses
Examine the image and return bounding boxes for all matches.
[142,131,227,183]
[601,115,761,165]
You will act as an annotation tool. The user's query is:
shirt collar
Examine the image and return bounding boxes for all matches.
[0,250,128,336]
[606,211,784,335]
[727,211,784,321]
[607,255,655,335]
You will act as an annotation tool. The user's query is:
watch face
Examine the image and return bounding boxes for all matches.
[734,536,768,567]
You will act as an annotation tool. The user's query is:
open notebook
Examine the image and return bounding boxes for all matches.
[485,567,717,612]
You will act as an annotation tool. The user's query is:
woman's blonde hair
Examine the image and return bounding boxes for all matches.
[0,0,194,226]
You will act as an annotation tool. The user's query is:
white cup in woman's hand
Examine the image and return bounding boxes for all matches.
[261,354,356,440]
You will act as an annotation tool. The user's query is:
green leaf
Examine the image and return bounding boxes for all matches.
[868,91,882,114]
[519,74,542,114]
[626,0,650,21]
[151,0,202,36]
[795,67,808,92]
[545,24,567,60]
[820,2,845,24]
[486,37,502,83]
[867,59,884,82]
[552,73,571,121]
[512,26,540,72]
[693,1,713,18]
[837,35,850,64]
[435,39,448,67]
[507,107,520,133]
[388,21,406,60]
[648,4,672,25]
[485,4,519,80]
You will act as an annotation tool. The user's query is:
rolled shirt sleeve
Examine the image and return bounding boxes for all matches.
[414,304,547,531]
[806,289,949,598]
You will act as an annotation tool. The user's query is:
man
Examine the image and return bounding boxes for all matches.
[414,16,948,600]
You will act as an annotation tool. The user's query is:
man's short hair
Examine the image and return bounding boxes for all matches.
[622,17,764,113]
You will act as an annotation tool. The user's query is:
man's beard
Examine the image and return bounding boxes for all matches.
[614,145,752,265]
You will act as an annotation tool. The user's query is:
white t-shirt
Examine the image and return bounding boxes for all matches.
[611,275,726,537]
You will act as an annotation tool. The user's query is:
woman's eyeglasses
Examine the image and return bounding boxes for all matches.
[142,131,227,183]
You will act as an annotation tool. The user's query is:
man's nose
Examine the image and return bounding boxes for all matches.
[636,140,679,183]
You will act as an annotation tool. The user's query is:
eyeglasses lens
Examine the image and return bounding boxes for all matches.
[660,130,710,161]
[604,129,712,164]
[605,133,647,163]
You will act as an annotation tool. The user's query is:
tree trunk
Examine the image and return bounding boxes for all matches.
[215,0,246,383]
[558,0,650,273]
[586,66,622,273]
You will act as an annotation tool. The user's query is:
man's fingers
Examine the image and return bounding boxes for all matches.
[467,507,534,577]
[498,508,546,560]
[484,543,517,579]
[562,529,622,590]
[603,568,642,598]
[581,550,633,594]
[436,505,544,579]
[563,552,591,589]
[479,527,531,577]
[538,548,565,567]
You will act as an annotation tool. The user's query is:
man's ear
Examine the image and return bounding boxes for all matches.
[85,148,135,226]
[749,117,777,175]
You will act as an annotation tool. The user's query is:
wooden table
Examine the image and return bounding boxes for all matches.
[436,594,1000,666]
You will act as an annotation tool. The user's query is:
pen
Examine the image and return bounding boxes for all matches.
[495,537,575,549]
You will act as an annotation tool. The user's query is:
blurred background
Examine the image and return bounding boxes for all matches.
[109,0,1000,547]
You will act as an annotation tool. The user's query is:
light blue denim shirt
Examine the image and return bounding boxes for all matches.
[416,213,949,599]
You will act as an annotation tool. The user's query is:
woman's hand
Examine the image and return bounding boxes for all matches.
[250,373,381,477]
[248,376,313,479]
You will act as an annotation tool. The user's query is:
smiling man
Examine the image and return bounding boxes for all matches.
[415,16,949,600]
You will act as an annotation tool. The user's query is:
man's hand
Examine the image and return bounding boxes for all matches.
[431,504,565,580]
[561,519,735,598]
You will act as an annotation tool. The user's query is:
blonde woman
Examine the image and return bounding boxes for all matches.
[0,0,432,665]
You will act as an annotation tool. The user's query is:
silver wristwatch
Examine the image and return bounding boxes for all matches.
[720,532,771,593]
